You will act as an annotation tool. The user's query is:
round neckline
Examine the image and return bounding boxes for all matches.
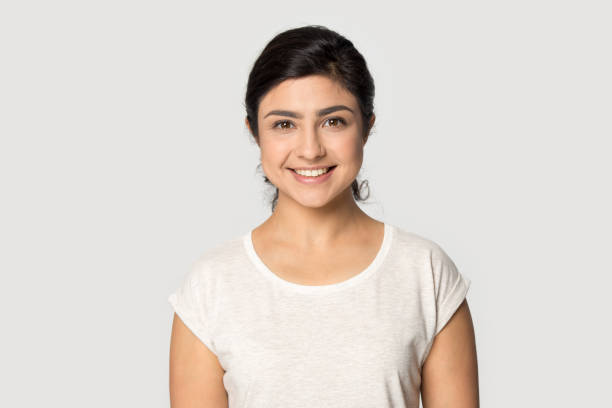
[243,222,394,294]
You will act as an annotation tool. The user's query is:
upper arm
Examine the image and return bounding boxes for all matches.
[420,299,479,408]
[169,313,228,408]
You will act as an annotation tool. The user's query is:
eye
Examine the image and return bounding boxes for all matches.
[273,120,295,130]
[324,117,347,128]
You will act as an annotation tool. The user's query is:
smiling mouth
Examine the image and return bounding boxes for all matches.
[289,165,337,172]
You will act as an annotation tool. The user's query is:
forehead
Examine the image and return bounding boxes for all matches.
[259,75,358,115]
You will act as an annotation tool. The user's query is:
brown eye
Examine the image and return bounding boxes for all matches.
[324,117,346,128]
[273,120,294,130]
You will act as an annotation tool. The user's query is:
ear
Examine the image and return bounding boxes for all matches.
[245,117,259,146]
[363,114,376,146]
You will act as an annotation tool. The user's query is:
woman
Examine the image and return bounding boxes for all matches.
[168,25,479,408]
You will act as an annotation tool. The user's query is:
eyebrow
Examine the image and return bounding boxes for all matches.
[263,105,354,119]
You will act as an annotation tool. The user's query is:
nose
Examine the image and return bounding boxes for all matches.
[296,125,325,160]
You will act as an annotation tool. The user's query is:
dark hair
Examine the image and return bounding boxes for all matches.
[244,25,375,213]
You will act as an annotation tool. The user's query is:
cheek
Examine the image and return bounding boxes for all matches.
[259,142,289,174]
[354,142,364,160]
[334,137,363,165]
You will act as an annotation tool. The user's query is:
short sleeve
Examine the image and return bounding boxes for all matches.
[420,243,472,367]
[168,262,217,355]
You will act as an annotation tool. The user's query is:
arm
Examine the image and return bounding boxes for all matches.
[169,313,228,408]
[420,300,479,408]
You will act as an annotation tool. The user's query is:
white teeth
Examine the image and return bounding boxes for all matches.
[294,167,331,177]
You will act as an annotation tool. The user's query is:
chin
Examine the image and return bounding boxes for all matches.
[282,192,330,208]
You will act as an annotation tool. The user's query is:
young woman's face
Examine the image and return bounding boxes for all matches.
[251,74,372,209]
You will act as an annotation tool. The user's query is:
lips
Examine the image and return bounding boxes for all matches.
[289,165,337,173]
[289,165,337,184]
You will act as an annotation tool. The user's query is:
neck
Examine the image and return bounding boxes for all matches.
[260,187,375,248]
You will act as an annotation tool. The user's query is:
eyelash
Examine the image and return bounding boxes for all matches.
[272,117,347,130]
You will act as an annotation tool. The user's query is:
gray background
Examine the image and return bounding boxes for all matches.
[1,0,610,406]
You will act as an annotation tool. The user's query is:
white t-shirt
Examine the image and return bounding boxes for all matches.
[168,222,471,408]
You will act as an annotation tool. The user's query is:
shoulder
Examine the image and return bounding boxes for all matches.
[188,234,247,284]
[390,224,454,264]
[387,224,463,290]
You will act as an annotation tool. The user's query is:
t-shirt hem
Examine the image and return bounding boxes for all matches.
[419,276,471,369]
[168,293,217,355]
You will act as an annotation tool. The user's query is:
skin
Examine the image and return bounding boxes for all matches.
[247,74,383,283]
[421,300,480,408]
[169,316,228,408]
[169,74,479,407]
